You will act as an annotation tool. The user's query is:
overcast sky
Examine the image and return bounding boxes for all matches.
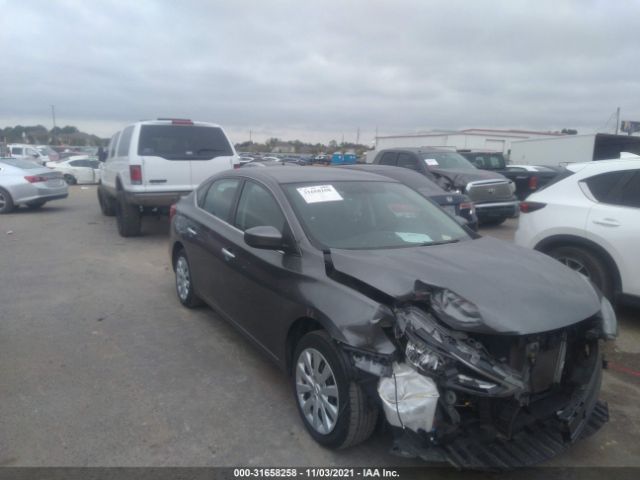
[1,0,639,144]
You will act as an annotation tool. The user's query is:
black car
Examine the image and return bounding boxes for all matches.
[339,164,478,231]
[169,167,615,469]
[373,148,519,225]
[458,151,559,200]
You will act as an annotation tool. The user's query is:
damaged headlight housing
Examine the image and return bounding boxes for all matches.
[430,289,483,329]
[406,339,444,373]
[600,296,617,340]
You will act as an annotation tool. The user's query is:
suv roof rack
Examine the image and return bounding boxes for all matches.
[156,118,194,125]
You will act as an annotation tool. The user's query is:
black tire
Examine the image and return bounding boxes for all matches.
[480,217,506,227]
[173,249,203,308]
[0,187,14,214]
[548,245,614,299]
[97,185,116,216]
[293,331,378,449]
[26,201,46,210]
[63,174,77,185]
[115,191,142,237]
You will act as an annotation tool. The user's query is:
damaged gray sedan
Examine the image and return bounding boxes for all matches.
[169,167,616,469]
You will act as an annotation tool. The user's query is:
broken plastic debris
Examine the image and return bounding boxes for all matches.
[6,230,13,235]
[378,362,439,433]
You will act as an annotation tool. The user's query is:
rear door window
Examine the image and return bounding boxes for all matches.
[234,181,286,232]
[117,126,134,157]
[138,125,233,160]
[200,178,241,222]
[11,147,23,155]
[584,170,634,204]
[379,151,397,166]
[619,172,640,208]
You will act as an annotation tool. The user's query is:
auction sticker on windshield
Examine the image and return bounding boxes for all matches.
[395,232,432,243]
[297,185,343,203]
[424,158,439,166]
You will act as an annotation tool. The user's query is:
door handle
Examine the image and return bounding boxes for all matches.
[222,248,236,260]
[592,218,620,227]
[187,227,198,236]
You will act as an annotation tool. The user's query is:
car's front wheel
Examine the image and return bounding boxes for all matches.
[293,331,378,449]
[548,245,614,299]
[174,249,203,308]
[97,185,116,216]
[115,191,142,237]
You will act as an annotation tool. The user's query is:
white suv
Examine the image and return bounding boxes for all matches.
[515,158,640,304]
[98,118,238,237]
[8,144,47,165]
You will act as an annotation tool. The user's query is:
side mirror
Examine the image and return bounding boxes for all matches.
[244,225,285,250]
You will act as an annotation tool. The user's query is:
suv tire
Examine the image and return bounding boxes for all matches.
[97,185,116,216]
[115,191,142,237]
[293,331,378,449]
[548,245,613,299]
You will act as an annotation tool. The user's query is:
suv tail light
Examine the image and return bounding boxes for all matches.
[528,175,538,190]
[130,165,142,184]
[520,201,546,213]
[24,175,47,183]
[169,204,177,222]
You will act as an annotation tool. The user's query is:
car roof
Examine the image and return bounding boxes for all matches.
[376,146,455,155]
[567,158,640,172]
[228,166,399,184]
[338,164,445,192]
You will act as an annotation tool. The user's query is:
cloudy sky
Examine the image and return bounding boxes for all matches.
[1,0,639,144]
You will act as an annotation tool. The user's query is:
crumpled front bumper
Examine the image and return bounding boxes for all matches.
[389,353,608,470]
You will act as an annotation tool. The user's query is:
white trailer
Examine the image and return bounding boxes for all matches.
[509,133,640,167]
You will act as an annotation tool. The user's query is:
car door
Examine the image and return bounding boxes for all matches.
[585,169,640,296]
[88,159,102,183]
[68,160,93,183]
[185,178,243,316]
[223,180,300,357]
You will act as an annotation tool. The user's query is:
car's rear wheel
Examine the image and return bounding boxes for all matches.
[115,191,142,237]
[0,187,15,214]
[548,245,613,299]
[293,331,378,449]
[63,174,77,185]
[174,249,203,308]
[97,185,116,216]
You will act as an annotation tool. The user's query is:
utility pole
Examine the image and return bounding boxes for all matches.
[615,107,620,135]
[249,129,252,143]
[356,127,360,145]
[51,105,57,129]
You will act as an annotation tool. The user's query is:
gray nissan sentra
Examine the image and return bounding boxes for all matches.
[169,166,616,470]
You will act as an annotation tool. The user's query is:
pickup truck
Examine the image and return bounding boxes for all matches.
[458,151,558,200]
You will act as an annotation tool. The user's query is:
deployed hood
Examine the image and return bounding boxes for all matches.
[329,237,601,335]
[429,167,508,188]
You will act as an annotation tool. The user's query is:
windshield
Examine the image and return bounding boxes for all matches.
[421,151,477,170]
[284,181,470,250]
[0,159,42,169]
[138,125,233,160]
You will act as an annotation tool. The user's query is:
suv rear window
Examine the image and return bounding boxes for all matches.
[138,125,233,160]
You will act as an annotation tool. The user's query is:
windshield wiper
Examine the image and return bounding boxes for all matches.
[419,238,461,246]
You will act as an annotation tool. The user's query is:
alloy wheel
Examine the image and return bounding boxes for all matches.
[295,348,339,435]
[557,256,591,279]
[175,256,191,301]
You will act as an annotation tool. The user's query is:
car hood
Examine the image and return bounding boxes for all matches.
[329,237,601,335]
[429,167,508,187]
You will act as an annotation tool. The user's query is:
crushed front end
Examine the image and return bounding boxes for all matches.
[350,289,616,470]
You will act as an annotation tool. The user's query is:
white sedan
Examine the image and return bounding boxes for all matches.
[515,157,640,304]
[47,156,102,184]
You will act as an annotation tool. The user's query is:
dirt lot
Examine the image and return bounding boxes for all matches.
[0,186,639,468]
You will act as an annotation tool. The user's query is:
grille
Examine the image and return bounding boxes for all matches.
[465,180,513,203]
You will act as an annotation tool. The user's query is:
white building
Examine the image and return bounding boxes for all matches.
[374,128,564,156]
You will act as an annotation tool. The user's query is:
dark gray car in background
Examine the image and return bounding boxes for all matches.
[169,166,615,469]
[372,148,519,225]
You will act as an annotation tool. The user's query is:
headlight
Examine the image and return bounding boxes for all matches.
[430,289,483,329]
[600,296,617,340]
[406,340,443,372]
